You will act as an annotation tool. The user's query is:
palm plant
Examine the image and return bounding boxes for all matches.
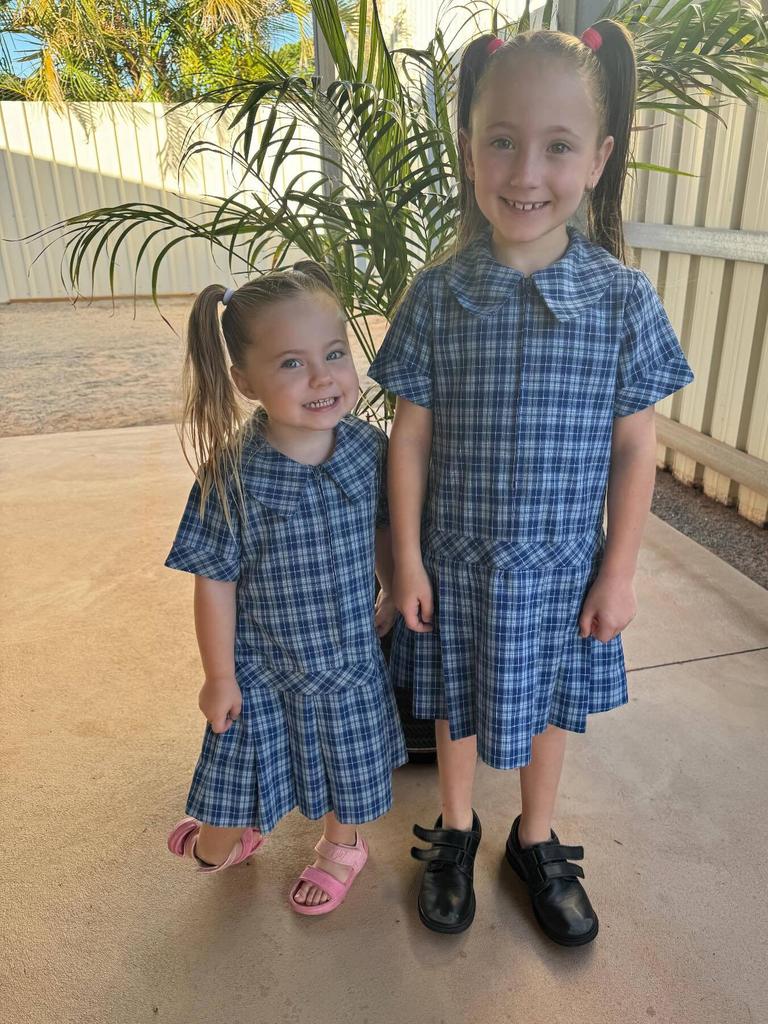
[30,0,768,415]
[0,0,322,102]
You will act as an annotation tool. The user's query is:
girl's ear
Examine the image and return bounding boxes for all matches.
[459,128,476,182]
[589,135,615,189]
[230,364,258,401]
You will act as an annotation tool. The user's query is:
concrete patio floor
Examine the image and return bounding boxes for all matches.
[2,424,767,1024]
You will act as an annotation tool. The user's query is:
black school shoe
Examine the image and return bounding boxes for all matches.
[411,811,482,934]
[505,814,599,946]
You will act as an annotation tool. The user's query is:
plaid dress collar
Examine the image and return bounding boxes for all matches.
[445,227,620,322]
[239,410,368,516]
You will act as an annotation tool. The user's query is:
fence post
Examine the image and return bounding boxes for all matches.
[312,10,342,195]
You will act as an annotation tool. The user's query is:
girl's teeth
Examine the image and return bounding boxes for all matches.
[305,398,336,409]
[507,200,546,211]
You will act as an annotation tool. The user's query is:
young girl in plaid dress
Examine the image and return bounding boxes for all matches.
[166,263,406,914]
[369,22,693,942]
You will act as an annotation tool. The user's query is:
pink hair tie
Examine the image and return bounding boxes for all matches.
[581,27,603,52]
[486,36,505,56]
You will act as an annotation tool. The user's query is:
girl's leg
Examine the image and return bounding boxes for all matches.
[517,723,568,846]
[292,811,358,908]
[435,719,477,829]
[195,825,246,866]
[411,720,480,934]
[509,724,598,945]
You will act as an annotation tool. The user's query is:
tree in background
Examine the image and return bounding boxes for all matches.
[0,0,357,101]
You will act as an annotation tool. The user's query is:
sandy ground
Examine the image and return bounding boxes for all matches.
[2,422,767,1023]
[0,297,385,437]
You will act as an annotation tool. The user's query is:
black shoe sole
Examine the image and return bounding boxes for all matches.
[417,891,476,934]
[504,845,599,947]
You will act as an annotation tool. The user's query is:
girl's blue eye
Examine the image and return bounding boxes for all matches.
[281,358,301,369]
[326,349,346,361]
[492,138,513,150]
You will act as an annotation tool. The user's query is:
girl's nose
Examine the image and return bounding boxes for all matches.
[510,148,541,188]
[309,366,334,387]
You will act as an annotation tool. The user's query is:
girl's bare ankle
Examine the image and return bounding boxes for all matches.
[442,810,474,831]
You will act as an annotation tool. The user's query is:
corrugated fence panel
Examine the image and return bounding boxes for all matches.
[0,102,316,301]
[732,105,768,525]
[626,95,768,526]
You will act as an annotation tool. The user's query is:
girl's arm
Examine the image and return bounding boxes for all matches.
[389,397,434,632]
[578,407,657,642]
[194,575,242,732]
[374,526,397,636]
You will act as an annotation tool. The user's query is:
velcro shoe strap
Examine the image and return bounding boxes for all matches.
[412,824,480,855]
[532,843,584,866]
[540,860,585,883]
[410,844,476,875]
[525,857,585,894]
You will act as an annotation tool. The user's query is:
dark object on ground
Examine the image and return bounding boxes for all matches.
[652,469,767,590]
[412,811,482,934]
[505,814,599,946]
[380,626,437,762]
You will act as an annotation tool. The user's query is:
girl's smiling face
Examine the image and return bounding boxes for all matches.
[230,293,359,433]
[461,55,614,271]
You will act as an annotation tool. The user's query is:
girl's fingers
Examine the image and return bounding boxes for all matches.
[578,610,595,638]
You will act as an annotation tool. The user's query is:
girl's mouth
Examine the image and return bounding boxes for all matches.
[502,199,549,212]
[303,397,340,411]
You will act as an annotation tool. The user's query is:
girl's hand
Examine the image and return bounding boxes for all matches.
[393,562,434,633]
[198,676,242,734]
[578,571,637,643]
[375,590,398,637]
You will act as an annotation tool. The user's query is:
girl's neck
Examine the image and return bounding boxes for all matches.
[262,417,337,466]
[490,224,570,276]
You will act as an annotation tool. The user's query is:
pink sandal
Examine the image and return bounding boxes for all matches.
[167,816,267,873]
[289,832,369,915]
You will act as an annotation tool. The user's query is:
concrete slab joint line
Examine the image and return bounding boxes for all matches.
[628,644,768,674]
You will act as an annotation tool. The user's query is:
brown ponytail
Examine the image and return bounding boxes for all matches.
[584,20,637,261]
[181,264,340,523]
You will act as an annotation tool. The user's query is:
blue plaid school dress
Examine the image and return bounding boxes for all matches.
[368,227,694,770]
[166,411,407,832]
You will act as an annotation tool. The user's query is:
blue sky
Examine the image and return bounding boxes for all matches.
[4,33,39,74]
[2,14,304,76]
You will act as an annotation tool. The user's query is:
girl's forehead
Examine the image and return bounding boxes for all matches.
[473,56,599,131]
[246,293,346,349]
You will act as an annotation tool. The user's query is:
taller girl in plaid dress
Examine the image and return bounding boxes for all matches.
[165,263,406,915]
[369,22,693,942]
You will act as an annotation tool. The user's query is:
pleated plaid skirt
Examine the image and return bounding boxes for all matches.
[388,533,628,771]
[185,652,408,833]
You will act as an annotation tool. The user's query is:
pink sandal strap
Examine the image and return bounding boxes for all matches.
[293,865,347,903]
[167,817,202,857]
[290,834,369,915]
[167,818,267,872]
[197,828,267,873]
[314,833,367,872]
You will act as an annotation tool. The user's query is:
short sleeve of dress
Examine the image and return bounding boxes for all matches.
[165,479,241,581]
[372,427,389,528]
[368,273,433,409]
[613,271,694,417]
